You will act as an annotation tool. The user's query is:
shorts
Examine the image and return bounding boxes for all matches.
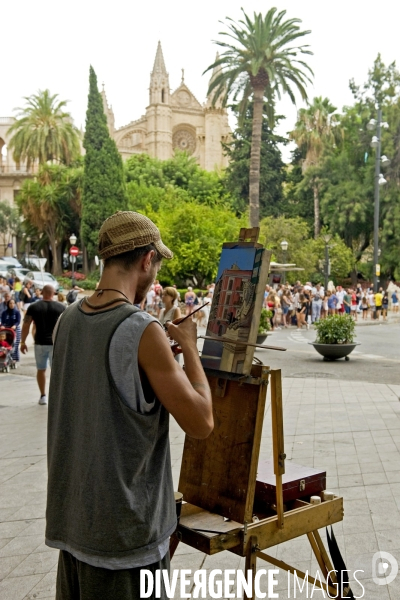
[283,307,289,315]
[34,345,53,370]
[350,305,356,311]
[56,549,170,600]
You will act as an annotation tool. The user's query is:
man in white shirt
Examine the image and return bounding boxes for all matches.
[336,286,345,312]
[146,285,155,313]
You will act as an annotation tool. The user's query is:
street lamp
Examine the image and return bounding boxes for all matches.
[322,233,332,291]
[280,240,288,284]
[367,109,390,292]
[69,233,77,288]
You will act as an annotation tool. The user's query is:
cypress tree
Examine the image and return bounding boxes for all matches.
[81,66,127,257]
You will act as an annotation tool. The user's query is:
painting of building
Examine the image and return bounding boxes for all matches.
[201,246,269,374]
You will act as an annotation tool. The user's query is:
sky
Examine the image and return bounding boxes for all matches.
[2,0,400,161]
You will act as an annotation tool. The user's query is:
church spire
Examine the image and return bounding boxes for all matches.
[152,41,167,75]
[149,42,170,105]
[100,82,115,133]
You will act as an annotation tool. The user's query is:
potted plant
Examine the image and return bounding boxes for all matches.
[310,314,358,361]
[257,308,272,344]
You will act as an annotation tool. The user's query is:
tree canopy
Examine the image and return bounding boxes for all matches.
[7,90,81,169]
[204,8,313,227]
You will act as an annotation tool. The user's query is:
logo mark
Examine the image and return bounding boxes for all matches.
[372,551,398,586]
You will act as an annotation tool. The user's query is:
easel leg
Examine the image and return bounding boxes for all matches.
[169,532,180,560]
[244,536,258,600]
[307,530,338,589]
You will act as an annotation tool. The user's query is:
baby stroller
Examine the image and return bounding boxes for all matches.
[0,328,17,373]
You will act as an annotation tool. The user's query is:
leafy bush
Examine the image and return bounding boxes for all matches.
[314,314,356,344]
[258,308,273,334]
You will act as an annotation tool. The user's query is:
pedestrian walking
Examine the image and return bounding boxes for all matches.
[311,284,323,323]
[392,290,399,313]
[0,298,21,363]
[375,288,383,320]
[20,285,65,405]
[382,292,389,320]
[361,292,369,320]
[45,211,213,600]
[185,286,196,315]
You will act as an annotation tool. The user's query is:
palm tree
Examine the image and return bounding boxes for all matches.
[16,163,83,275]
[205,8,313,227]
[7,90,81,170]
[290,97,339,237]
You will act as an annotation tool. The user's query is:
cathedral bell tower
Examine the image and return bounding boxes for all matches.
[146,42,173,160]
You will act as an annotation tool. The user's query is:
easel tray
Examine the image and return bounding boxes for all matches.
[178,495,343,556]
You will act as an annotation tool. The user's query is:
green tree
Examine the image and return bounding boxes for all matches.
[152,201,243,287]
[81,66,128,259]
[290,97,340,237]
[283,148,314,227]
[7,90,80,170]
[205,8,313,227]
[259,215,353,283]
[224,104,287,218]
[16,163,83,274]
[125,151,229,206]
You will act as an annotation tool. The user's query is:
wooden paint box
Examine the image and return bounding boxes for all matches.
[255,460,326,505]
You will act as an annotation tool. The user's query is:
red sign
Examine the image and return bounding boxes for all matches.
[70,245,79,256]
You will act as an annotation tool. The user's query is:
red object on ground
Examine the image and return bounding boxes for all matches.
[69,246,79,256]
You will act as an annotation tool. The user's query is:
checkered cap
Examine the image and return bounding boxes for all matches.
[98,211,173,260]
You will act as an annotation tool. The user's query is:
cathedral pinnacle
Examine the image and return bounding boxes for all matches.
[152,41,167,75]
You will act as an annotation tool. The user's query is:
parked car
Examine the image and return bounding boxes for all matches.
[0,257,23,268]
[9,268,30,281]
[23,271,60,293]
[0,263,22,278]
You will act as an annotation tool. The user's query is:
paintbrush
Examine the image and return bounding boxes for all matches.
[165,301,210,328]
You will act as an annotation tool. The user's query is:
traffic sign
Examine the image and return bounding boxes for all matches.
[70,245,79,256]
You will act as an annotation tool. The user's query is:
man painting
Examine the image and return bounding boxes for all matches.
[45,211,213,599]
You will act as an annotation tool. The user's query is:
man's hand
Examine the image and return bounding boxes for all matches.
[165,317,197,350]
[20,342,28,354]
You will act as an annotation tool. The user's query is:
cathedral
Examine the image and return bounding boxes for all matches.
[101,42,231,171]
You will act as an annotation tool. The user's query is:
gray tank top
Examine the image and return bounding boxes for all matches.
[45,303,176,568]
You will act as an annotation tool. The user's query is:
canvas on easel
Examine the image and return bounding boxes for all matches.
[201,228,271,375]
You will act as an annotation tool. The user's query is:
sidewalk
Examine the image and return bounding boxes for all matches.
[1,374,400,599]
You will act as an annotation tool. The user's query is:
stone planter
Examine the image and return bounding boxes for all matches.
[309,342,359,361]
[256,333,270,345]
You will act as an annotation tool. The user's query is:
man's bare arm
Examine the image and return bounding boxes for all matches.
[138,320,213,439]
[20,314,33,353]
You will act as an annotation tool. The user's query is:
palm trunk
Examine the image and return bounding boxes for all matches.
[313,184,320,238]
[249,86,264,228]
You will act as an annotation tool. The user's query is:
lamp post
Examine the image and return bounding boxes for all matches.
[367,111,390,292]
[69,233,77,288]
[322,234,332,291]
[280,240,288,284]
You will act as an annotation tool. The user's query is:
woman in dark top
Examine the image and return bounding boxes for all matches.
[0,298,21,362]
[382,292,389,320]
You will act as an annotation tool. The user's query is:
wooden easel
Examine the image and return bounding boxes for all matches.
[171,367,344,599]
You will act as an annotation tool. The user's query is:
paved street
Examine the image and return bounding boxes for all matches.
[256,318,400,385]
[1,318,400,598]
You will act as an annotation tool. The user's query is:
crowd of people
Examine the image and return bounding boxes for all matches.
[144,281,215,327]
[264,281,399,331]
[0,275,71,367]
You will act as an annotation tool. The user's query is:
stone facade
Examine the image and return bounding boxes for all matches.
[102,42,231,171]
